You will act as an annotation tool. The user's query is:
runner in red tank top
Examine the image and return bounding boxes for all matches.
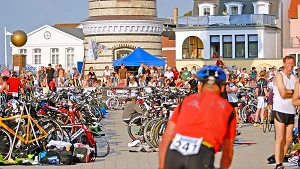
[159,65,236,169]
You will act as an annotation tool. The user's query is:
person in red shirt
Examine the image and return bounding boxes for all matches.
[172,67,180,80]
[5,71,24,100]
[159,65,236,169]
[48,78,56,91]
[216,56,225,68]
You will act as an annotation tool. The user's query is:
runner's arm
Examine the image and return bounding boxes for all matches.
[221,110,236,169]
[158,104,180,169]
[220,138,234,169]
[292,82,300,106]
[158,121,176,169]
[0,83,7,93]
[274,73,293,98]
[255,88,259,96]
[19,83,24,95]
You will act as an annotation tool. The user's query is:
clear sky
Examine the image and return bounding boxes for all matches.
[0,0,193,67]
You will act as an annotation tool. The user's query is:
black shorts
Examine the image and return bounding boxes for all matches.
[165,143,214,169]
[230,102,238,108]
[272,110,294,125]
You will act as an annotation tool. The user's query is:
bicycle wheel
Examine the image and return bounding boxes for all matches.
[143,118,160,148]
[90,131,110,157]
[152,120,168,148]
[37,118,71,148]
[127,115,146,141]
[106,98,119,110]
[242,104,257,123]
[0,128,12,160]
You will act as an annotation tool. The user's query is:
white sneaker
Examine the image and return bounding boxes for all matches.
[128,140,141,147]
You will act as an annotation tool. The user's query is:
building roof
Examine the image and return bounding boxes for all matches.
[289,0,300,19]
[53,23,80,28]
[193,0,280,17]
[53,26,84,40]
[84,15,156,21]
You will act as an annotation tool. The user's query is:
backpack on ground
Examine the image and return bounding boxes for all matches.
[73,143,95,163]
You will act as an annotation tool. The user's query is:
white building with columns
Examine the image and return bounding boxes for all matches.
[11,25,84,70]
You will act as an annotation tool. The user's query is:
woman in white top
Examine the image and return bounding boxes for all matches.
[103,66,111,78]
[128,78,138,88]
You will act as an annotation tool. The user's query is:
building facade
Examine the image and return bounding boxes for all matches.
[283,0,300,64]
[82,0,163,77]
[175,0,284,70]
[10,25,84,71]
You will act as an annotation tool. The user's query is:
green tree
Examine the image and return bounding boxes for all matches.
[184,10,192,16]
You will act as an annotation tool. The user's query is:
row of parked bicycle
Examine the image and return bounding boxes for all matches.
[0,88,109,165]
[116,86,272,149]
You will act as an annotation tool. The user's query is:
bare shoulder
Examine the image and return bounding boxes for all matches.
[274,72,283,80]
[274,72,282,79]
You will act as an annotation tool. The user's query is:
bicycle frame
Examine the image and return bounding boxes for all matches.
[61,124,96,147]
[39,103,81,124]
[0,102,48,144]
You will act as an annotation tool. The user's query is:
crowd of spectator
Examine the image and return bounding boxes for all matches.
[0,61,289,94]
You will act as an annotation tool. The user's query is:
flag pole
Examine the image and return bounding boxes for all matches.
[4,27,7,67]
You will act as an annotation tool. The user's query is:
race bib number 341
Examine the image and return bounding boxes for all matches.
[169,133,203,156]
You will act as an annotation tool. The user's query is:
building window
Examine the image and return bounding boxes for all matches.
[257,5,266,14]
[198,3,216,16]
[235,35,245,58]
[203,7,210,16]
[224,2,244,15]
[248,35,258,58]
[51,48,59,65]
[223,36,232,58]
[182,36,204,59]
[210,35,220,58]
[66,48,75,68]
[33,48,41,65]
[252,1,271,14]
[231,6,238,15]
[19,49,27,55]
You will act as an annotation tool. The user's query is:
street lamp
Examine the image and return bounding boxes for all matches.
[4,27,13,67]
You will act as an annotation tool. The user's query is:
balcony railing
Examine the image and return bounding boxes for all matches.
[177,14,277,27]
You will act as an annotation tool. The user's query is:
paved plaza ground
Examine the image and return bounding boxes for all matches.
[1,110,299,169]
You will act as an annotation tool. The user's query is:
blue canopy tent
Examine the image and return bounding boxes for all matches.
[113,47,165,66]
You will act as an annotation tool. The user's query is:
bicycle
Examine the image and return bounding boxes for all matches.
[61,123,110,157]
[0,100,68,160]
[262,105,274,133]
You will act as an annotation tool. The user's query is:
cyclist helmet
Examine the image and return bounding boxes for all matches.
[12,71,18,77]
[229,74,237,80]
[197,65,226,86]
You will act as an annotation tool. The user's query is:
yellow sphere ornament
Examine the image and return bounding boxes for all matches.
[11,30,27,47]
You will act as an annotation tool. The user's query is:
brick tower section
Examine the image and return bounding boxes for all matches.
[83,0,163,78]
